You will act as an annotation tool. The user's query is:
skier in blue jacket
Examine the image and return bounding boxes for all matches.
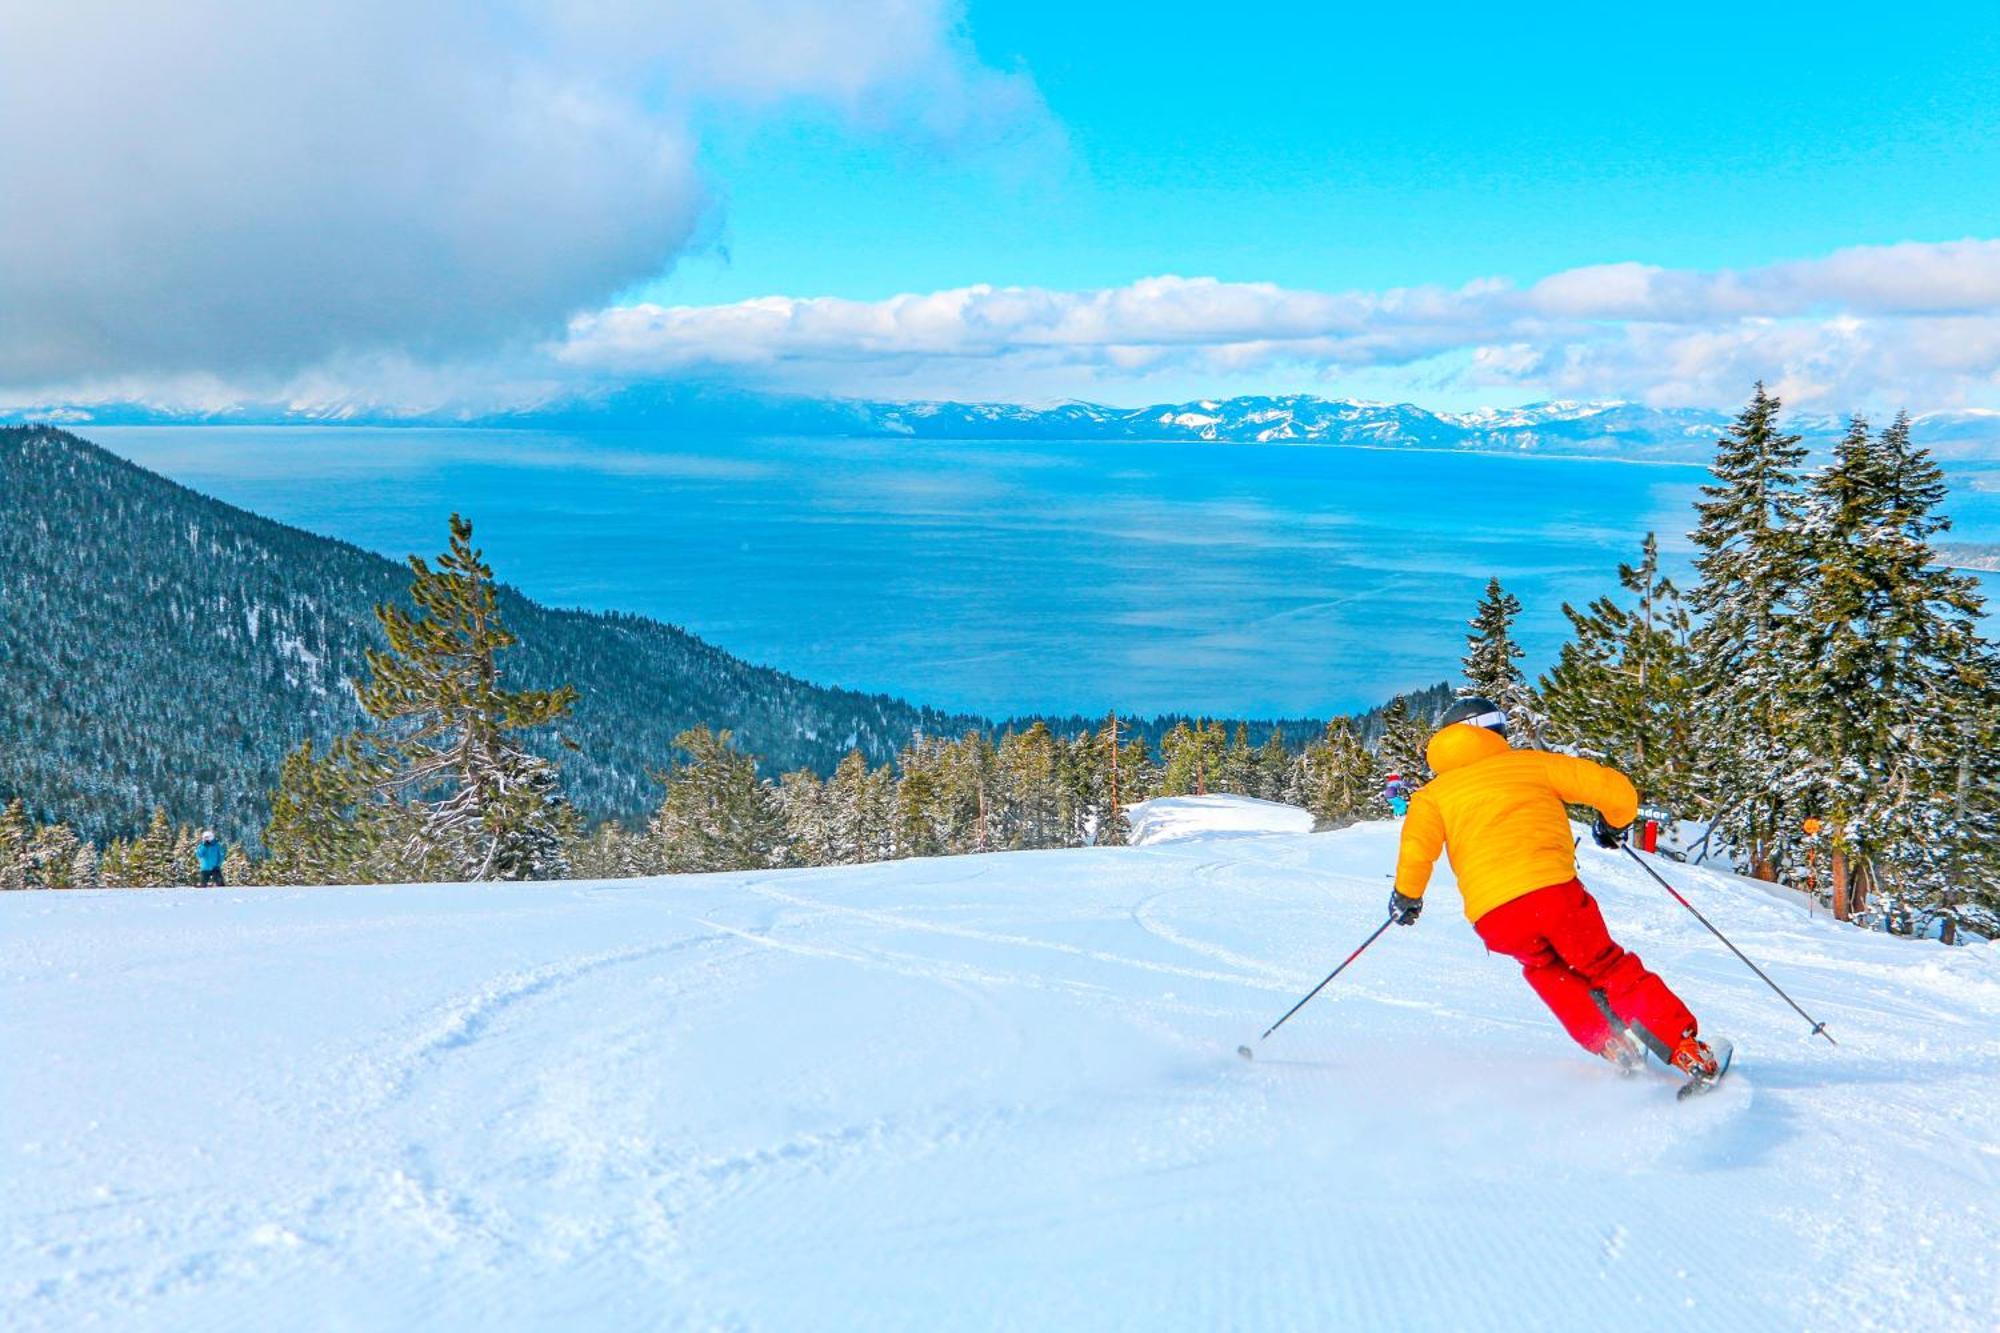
[196,830,227,887]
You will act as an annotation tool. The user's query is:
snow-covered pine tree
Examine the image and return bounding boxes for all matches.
[995,723,1063,849]
[893,735,949,858]
[28,821,82,888]
[565,820,646,880]
[1784,413,1999,918]
[359,514,580,881]
[1159,721,1225,796]
[1223,724,1257,794]
[1688,383,1810,878]
[68,839,99,889]
[136,807,177,887]
[646,727,786,873]
[1372,696,1433,800]
[1295,718,1372,827]
[936,731,1001,854]
[1091,713,1132,847]
[0,798,31,889]
[1461,577,1544,743]
[1540,533,1700,813]
[1255,729,1291,801]
[775,768,834,866]
[827,750,899,863]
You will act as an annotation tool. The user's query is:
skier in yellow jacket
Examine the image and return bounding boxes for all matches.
[1389,697,1719,1079]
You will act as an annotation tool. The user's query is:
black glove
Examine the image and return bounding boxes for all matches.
[1388,890,1424,926]
[1591,814,1629,850]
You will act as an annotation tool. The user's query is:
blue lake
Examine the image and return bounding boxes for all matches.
[87,427,2000,719]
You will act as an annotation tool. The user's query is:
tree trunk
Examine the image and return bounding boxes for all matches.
[1831,851,1850,922]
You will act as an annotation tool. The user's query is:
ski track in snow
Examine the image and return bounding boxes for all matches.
[4,814,1999,1331]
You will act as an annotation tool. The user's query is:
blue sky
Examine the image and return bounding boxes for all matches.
[7,2,2000,415]
[662,4,2000,306]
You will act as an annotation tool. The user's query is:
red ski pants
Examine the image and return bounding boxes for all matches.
[1473,879,1697,1054]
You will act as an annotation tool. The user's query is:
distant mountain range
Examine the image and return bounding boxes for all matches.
[10,389,2000,461]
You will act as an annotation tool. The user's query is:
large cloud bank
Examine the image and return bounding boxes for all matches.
[0,0,1031,385]
[558,240,2000,409]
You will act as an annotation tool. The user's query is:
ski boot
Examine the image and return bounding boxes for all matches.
[1597,1031,1646,1077]
[1670,1034,1720,1082]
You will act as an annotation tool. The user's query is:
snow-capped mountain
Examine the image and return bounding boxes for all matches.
[8,390,1998,460]
[860,395,1741,456]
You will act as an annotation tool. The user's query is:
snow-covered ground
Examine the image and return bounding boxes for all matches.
[1125,792,1317,845]
[6,810,1998,1331]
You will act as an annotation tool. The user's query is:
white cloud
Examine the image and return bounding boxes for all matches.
[548,240,2000,409]
[0,1,1037,384]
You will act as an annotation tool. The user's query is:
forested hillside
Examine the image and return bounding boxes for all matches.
[2,428,1396,845]
[0,427,980,840]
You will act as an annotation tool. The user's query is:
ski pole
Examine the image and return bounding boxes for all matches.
[1621,844,1836,1046]
[1239,914,1394,1059]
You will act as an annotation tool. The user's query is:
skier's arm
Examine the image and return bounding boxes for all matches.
[1393,789,1446,899]
[1537,753,1640,829]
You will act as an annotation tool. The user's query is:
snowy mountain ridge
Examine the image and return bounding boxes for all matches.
[11,390,1999,460]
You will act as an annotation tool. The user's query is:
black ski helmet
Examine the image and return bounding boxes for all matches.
[1439,695,1508,737]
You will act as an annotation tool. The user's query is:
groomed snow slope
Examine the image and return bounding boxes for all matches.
[5,816,1998,1331]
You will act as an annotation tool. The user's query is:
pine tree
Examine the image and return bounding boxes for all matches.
[359,514,580,881]
[936,731,1001,854]
[1462,577,1543,743]
[261,737,397,886]
[1296,718,1373,827]
[1092,713,1132,846]
[569,820,648,880]
[647,727,786,873]
[995,724,1063,848]
[775,768,834,866]
[1222,724,1257,794]
[68,839,100,890]
[1541,533,1700,812]
[0,798,30,889]
[28,821,82,889]
[135,807,177,886]
[894,735,950,859]
[1785,413,1998,917]
[1688,383,1809,878]
[1372,696,1432,804]
[823,750,899,863]
[1255,729,1291,801]
[1159,721,1222,796]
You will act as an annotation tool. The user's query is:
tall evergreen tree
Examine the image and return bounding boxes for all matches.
[1541,533,1700,812]
[0,799,31,889]
[1372,696,1433,802]
[1461,577,1543,743]
[359,515,580,881]
[1295,718,1373,827]
[1785,414,1999,916]
[261,737,395,885]
[1255,728,1292,802]
[1688,383,1809,877]
[68,839,100,890]
[1093,713,1133,847]
[647,726,785,873]
[996,723,1063,848]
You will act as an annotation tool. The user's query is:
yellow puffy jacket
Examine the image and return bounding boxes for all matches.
[1393,724,1639,923]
